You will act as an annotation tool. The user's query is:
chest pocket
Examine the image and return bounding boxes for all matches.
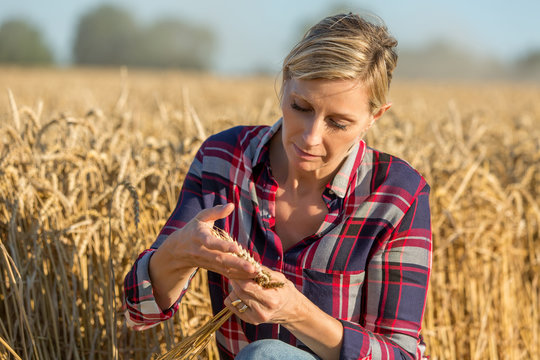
[302,268,365,323]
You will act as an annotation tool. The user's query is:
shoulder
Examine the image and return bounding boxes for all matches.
[365,146,429,198]
[201,125,269,153]
[194,125,271,168]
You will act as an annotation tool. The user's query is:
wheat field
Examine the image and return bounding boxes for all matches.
[0,67,538,360]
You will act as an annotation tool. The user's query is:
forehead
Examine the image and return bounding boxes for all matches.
[284,78,370,111]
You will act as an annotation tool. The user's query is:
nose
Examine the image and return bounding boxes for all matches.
[302,116,324,146]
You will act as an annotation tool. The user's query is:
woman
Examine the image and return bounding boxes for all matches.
[124,13,431,360]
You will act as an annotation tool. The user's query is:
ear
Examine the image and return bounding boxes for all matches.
[372,102,392,123]
[359,103,392,139]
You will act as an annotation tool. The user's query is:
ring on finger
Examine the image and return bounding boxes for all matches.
[231,299,249,313]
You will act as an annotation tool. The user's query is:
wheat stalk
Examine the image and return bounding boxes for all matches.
[0,334,23,360]
[156,224,283,360]
[108,180,140,360]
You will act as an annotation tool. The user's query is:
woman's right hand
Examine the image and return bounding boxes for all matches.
[148,203,258,310]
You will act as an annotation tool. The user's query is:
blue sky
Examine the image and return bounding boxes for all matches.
[1,0,539,73]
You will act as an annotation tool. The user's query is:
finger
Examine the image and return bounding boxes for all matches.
[229,279,259,300]
[225,299,245,318]
[225,290,245,314]
[193,234,258,276]
[198,229,240,254]
[225,290,250,313]
[214,253,258,277]
[230,277,285,307]
[195,203,235,223]
[224,290,237,308]
[225,295,253,319]
[192,246,257,279]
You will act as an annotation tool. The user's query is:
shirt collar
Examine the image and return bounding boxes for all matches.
[252,118,367,199]
[327,140,366,198]
[251,118,282,168]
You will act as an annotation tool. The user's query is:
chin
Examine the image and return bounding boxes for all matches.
[294,160,324,173]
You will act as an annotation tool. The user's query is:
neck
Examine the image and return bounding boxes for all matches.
[269,130,335,196]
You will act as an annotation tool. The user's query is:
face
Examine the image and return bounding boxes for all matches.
[279,78,389,178]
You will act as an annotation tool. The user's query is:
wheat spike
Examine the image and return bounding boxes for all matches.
[206,225,283,288]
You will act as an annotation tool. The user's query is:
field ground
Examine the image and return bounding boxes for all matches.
[0,67,539,359]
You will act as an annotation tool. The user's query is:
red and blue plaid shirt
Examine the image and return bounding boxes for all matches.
[124,119,432,360]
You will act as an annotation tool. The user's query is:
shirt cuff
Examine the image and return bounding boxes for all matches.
[124,250,181,329]
[338,319,418,360]
[338,319,372,360]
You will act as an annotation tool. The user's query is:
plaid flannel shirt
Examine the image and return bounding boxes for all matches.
[124,119,432,360]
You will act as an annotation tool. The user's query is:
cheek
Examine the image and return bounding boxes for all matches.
[281,108,301,134]
[328,134,361,155]
[281,105,296,122]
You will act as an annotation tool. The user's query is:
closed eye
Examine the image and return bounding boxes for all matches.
[291,101,349,131]
[328,119,347,130]
[291,102,310,112]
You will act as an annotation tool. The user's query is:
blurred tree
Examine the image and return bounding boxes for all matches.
[73,5,139,65]
[395,39,506,80]
[73,4,215,70]
[135,18,215,70]
[0,19,54,65]
[510,49,540,82]
[515,50,540,74]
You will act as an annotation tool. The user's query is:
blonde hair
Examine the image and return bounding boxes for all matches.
[282,13,398,114]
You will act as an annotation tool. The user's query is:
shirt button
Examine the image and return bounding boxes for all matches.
[277,256,281,261]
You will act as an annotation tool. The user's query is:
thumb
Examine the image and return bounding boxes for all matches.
[195,203,235,224]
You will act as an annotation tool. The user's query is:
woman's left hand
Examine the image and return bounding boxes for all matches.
[224,267,304,326]
[225,266,344,360]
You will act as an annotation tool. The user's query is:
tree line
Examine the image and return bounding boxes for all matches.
[1,4,539,79]
[0,4,215,70]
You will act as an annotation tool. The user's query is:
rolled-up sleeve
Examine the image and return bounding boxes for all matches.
[339,184,432,360]
[123,144,207,330]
